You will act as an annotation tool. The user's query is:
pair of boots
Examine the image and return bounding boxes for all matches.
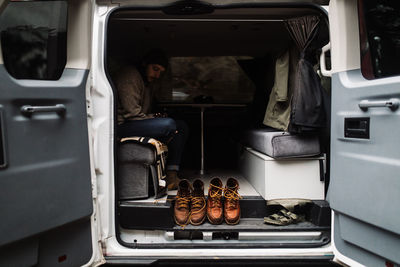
[174,177,241,226]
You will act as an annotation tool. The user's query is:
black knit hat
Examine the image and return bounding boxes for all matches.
[142,49,168,69]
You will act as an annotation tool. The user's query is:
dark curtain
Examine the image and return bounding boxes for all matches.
[285,15,329,133]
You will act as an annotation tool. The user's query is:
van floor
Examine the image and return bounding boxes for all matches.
[118,169,331,248]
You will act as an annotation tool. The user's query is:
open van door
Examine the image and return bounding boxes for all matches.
[0,0,100,266]
[328,0,400,266]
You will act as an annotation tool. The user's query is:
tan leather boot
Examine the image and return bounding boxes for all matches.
[224,178,241,225]
[190,179,206,225]
[166,170,180,190]
[174,179,191,226]
[206,177,224,225]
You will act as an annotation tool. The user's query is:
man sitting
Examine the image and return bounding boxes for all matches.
[115,49,188,190]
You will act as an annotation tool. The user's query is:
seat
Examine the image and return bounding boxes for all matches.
[117,138,167,200]
[242,127,320,158]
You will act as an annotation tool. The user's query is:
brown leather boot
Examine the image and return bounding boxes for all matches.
[207,177,224,224]
[166,170,180,190]
[190,179,206,225]
[224,178,241,225]
[174,179,191,226]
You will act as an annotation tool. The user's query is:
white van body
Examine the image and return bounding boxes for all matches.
[0,0,399,266]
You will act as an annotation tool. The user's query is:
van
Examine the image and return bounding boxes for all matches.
[0,0,399,266]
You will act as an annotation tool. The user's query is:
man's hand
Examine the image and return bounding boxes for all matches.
[154,112,168,118]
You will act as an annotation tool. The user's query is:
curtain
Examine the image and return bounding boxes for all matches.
[285,15,329,133]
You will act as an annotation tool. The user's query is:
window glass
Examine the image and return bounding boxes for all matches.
[0,1,67,80]
[359,0,400,79]
[156,56,255,104]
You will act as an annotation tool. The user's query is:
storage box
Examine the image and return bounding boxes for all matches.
[239,147,325,200]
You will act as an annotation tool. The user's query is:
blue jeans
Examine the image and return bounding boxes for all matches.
[117,118,188,171]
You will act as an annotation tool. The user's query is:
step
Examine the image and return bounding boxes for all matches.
[119,194,331,230]
[119,195,266,230]
[118,217,331,248]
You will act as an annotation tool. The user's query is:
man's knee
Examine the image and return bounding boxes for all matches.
[159,118,177,136]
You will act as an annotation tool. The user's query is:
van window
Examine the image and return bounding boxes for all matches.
[0,1,67,80]
[359,0,400,79]
[156,56,255,104]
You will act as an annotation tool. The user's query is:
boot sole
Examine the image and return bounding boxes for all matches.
[190,214,206,226]
[207,214,224,225]
[224,217,240,225]
[174,215,190,227]
[224,212,241,225]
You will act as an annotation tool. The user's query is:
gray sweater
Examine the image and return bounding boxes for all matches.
[115,66,154,124]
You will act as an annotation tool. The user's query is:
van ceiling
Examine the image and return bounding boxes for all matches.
[107,7,325,59]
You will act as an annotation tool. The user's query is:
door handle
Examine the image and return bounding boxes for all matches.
[359,98,400,111]
[319,43,332,77]
[345,118,370,139]
[21,104,66,117]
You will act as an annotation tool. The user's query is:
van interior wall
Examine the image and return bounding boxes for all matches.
[107,18,290,170]
[107,8,331,172]
[108,9,332,246]
[107,19,292,62]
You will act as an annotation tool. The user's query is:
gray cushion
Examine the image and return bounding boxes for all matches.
[117,141,166,200]
[118,141,156,164]
[243,127,320,158]
[118,163,150,200]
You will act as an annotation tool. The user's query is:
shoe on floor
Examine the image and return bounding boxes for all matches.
[166,170,180,190]
[224,177,241,225]
[264,209,303,226]
[190,179,206,225]
[174,179,191,226]
[207,177,224,225]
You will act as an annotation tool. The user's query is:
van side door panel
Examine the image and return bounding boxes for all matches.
[0,1,94,266]
[329,0,400,265]
[330,70,400,265]
[0,69,94,267]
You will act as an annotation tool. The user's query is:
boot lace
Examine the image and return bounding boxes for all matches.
[175,193,191,228]
[175,194,191,209]
[191,195,205,213]
[208,183,223,208]
[224,186,242,209]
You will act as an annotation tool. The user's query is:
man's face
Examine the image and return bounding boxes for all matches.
[145,64,166,83]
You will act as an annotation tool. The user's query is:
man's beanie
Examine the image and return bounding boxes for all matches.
[142,49,168,69]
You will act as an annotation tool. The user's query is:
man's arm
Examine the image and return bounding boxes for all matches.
[117,68,153,120]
